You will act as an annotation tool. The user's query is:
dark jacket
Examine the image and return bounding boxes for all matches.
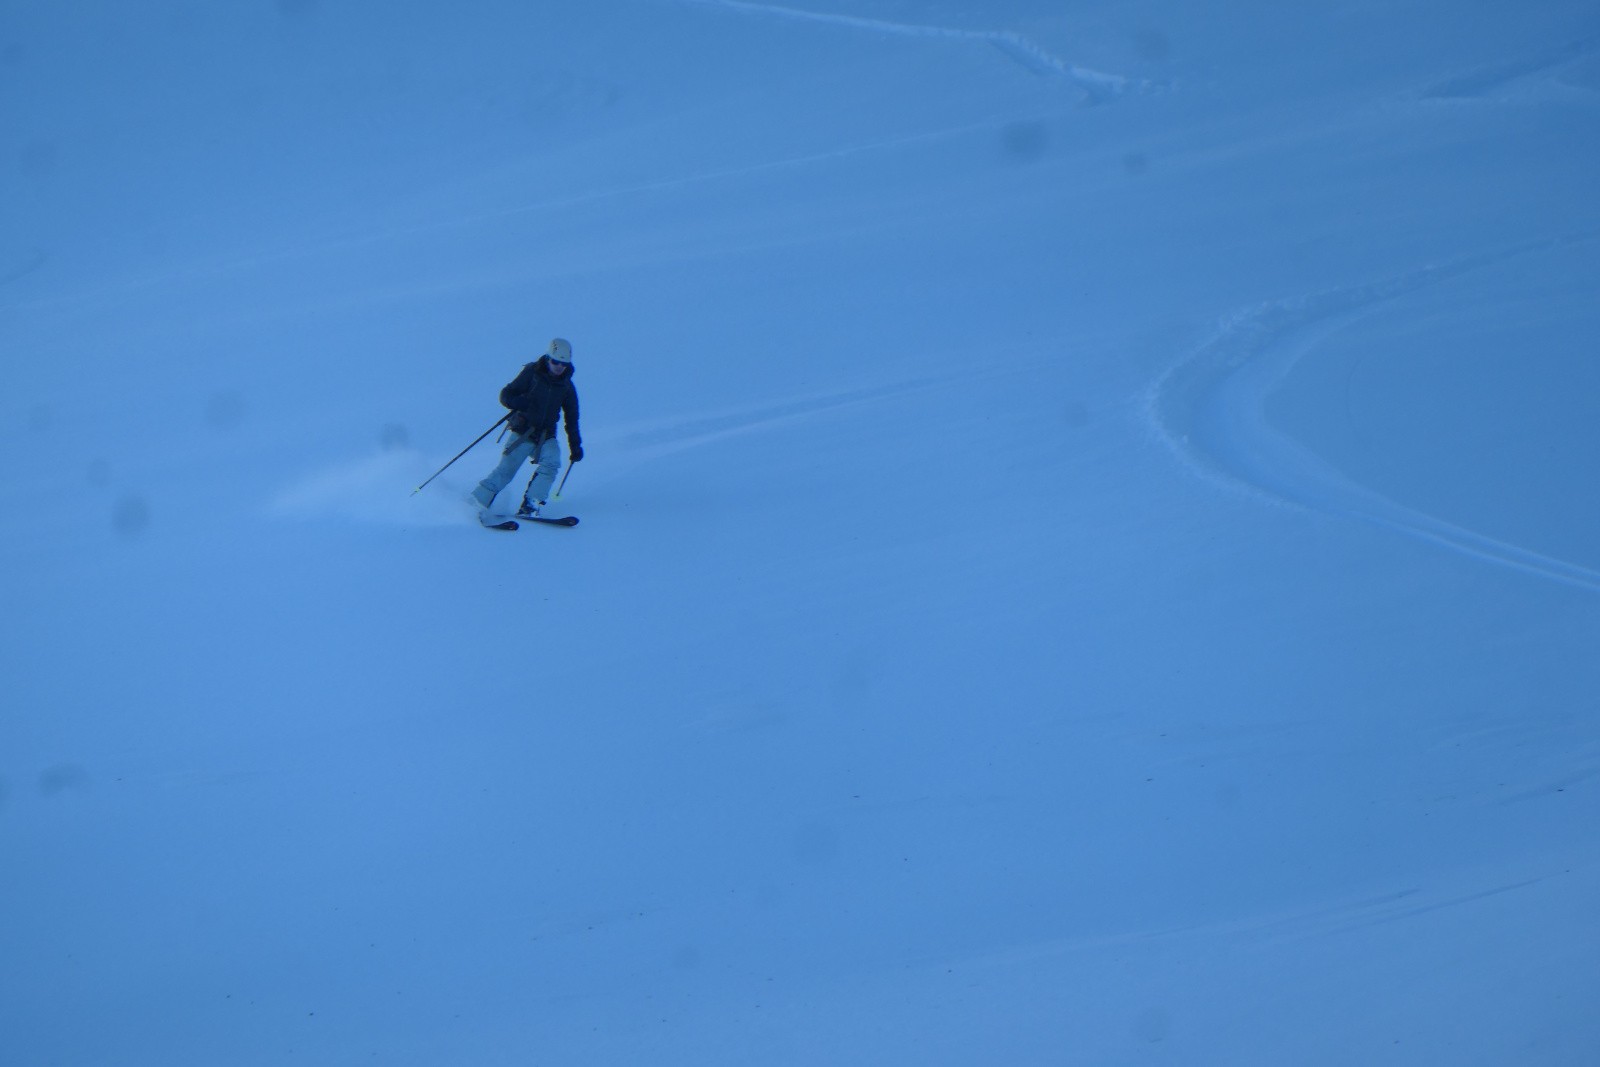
[500,358,580,450]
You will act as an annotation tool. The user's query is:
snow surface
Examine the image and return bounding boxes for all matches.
[4,1,1600,1064]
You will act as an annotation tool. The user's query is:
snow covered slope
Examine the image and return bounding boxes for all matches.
[4,1,1599,1064]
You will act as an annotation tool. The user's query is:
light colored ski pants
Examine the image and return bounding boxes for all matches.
[471,432,563,509]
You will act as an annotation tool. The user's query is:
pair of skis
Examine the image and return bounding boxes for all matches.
[479,510,579,532]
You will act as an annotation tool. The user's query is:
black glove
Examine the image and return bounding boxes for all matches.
[569,443,584,462]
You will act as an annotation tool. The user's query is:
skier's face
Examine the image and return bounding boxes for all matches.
[547,358,569,375]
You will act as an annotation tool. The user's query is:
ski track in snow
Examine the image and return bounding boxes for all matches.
[608,374,948,461]
[666,0,1152,101]
[1150,229,1600,595]
[1420,33,1600,103]
[1226,877,1552,945]
[942,871,1564,972]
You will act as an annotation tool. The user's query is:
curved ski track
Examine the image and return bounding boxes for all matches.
[666,0,1154,101]
[1150,230,1600,595]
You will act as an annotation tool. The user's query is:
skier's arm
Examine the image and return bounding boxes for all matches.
[564,387,582,460]
[498,364,536,410]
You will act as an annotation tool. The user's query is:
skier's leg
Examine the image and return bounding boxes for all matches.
[472,434,537,508]
[521,437,565,507]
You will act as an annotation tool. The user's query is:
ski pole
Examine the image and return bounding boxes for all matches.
[553,461,575,499]
[411,413,510,495]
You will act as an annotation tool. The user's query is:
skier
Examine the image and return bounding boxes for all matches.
[469,338,584,518]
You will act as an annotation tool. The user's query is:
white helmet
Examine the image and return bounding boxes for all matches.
[546,337,573,363]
